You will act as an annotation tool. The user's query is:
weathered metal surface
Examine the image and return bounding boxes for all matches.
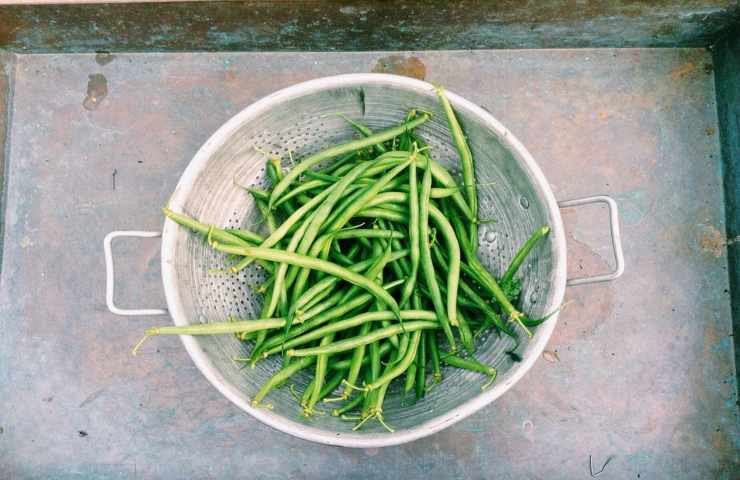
[0,1,739,52]
[714,27,740,384]
[0,49,737,478]
[0,51,14,276]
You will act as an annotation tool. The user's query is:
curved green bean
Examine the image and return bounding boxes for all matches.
[287,321,439,357]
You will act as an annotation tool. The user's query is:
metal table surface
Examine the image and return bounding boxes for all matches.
[0,49,737,479]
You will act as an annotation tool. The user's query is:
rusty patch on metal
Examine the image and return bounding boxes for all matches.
[95,51,115,66]
[83,73,108,110]
[372,55,426,80]
[697,224,725,258]
[670,63,697,79]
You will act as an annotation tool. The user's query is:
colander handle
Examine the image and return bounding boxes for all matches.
[558,195,625,286]
[103,230,168,316]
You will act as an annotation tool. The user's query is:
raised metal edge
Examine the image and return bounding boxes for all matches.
[104,230,167,316]
[558,195,625,286]
[161,73,568,448]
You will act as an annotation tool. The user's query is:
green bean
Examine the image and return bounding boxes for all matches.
[446,202,529,335]
[428,203,461,328]
[133,317,284,353]
[456,309,475,354]
[267,158,298,216]
[436,87,478,249]
[364,191,407,209]
[287,321,439,357]
[163,208,249,247]
[432,244,514,337]
[291,249,408,316]
[306,333,335,415]
[330,341,393,371]
[330,246,355,266]
[365,332,382,415]
[224,228,264,245]
[252,356,314,407]
[355,208,407,223]
[249,190,278,234]
[319,151,356,174]
[330,124,473,220]
[291,162,372,302]
[501,225,550,287]
[342,322,371,400]
[397,184,462,199]
[428,333,442,383]
[323,156,411,232]
[268,114,430,208]
[265,212,317,341]
[338,113,387,155]
[273,179,326,208]
[442,354,497,390]
[212,243,403,322]
[404,362,417,396]
[318,369,346,401]
[264,310,435,358]
[230,183,339,272]
[364,330,422,391]
[258,277,405,356]
[331,393,364,417]
[399,157,420,308]
[424,156,474,223]
[415,331,427,399]
[418,164,456,349]
[303,170,342,182]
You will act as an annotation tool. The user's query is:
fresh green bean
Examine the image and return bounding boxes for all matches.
[264,310,435,357]
[428,333,442,383]
[211,243,403,322]
[338,113,387,155]
[442,354,497,390]
[364,330,422,391]
[415,331,427,399]
[418,164,456,349]
[436,87,478,249]
[501,225,550,287]
[287,321,439,357]
[252,356,314,407]
[268,114,430,208]
[291,162,372,302]
[306,333,335,415]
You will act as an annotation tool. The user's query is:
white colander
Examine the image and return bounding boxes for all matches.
[103,74,624,447]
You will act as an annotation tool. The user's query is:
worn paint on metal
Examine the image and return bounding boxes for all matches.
[0,50,14,278]
[0,2,738,52]
[0,49,737,478]
[714,27,740,385]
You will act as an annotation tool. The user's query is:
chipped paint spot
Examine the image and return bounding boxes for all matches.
[95,51,114,66]
[542,350,560,363]
[670,62,697,78]
[372,55,426,80]
[18,235,32,248]
[697,224,725,258]
[83,73,108,111]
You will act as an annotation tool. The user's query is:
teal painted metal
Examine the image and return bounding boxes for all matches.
[0,2,738,52]
[714,27,740,380]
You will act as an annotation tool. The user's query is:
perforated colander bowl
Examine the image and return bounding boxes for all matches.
[104,73,624,447]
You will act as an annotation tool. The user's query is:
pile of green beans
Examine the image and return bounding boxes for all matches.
[136,88,550,431]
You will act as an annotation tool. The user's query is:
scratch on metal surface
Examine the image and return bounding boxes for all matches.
[79,388,106,408]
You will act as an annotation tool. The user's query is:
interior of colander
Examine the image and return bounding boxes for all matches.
[163,76,565,441]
